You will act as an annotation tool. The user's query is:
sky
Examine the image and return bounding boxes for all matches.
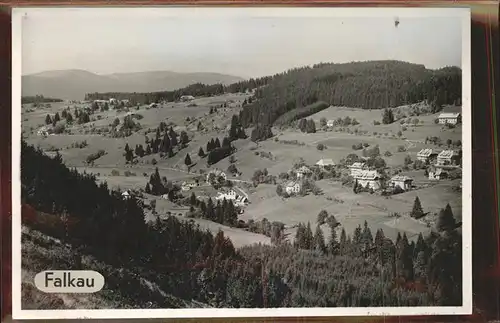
[17,7,467,79]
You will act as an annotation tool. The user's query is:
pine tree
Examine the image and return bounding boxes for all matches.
[185,153,192,166]
[411,196,424,218]
[339,228,347,255]
[313,224,326,252]
[190,192,197,206]
[305,222,314,250]
[180,131,189,146]
[328,224,339,255]
[215,138,221,149]
[198,147,205,157]
[124,143,134,163]
[362,220,373,249]
[169,128,178,146]
[54,112,60,123]
[45,114,52,125]
[436,203,457,232]
[145,183,151,194]
[66,113,73,124]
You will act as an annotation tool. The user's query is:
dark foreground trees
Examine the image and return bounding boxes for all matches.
[20,141,288,308]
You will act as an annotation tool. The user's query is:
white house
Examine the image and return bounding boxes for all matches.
[327,120,335,127]
[437,150,460,166]
[349,162,367,177]
[180,95,195,102]
[122,191,131,200]
[296,166,312,179]
[389,175,414,191]
[109,98,118,105]
[437,112,461,125]
[354,170,382,190]
[285,181,302,195]
[416,148,436,163]
[149,103,158,108]
[215,190,238,201]
[316,159,335,168]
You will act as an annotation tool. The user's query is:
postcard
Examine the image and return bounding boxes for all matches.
[11,6,471,319]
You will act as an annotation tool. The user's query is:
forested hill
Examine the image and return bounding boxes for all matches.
[238,60,462,126]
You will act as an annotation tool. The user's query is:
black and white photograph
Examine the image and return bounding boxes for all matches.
[12,7,471,319]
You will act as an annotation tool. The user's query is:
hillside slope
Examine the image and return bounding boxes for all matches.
[238,60,462,126]
[21,225,208,309]
[22,69,244,100]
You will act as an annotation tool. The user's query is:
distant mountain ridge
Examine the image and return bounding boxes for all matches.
[22,69,245,100]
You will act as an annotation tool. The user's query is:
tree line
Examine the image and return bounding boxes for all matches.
[22,95,63,104]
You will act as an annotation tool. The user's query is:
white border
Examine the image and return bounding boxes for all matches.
[11,6,472,319]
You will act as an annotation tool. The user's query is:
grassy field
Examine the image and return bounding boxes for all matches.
[22,96,463,248]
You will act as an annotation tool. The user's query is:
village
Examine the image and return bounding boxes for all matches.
[22,91,463,246]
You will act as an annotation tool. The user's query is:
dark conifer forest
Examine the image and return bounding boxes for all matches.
[21,140,462,308]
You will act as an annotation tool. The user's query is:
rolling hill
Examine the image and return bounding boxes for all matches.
[22,69,245,100]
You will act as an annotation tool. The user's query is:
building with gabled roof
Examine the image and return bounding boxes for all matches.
[416,148,437,162]
[296,165,312,179]
[353,170,382,190]
[285,181,302,195]
[316,158,335,168]
[349,162,368,176]
[437,150,460,166]
[438,112,461,125]
[428,166,447,180]
[389,175,414,191]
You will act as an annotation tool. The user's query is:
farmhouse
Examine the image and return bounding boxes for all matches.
[215,189,237,201]
[327,120,335,127]
[416,148,437,163]
[353,170,382,190]
[349,162,368,177]
[437,112,461,125]
[428,167,447,180]
[389,175,414,191]
[296,166,312,179]
[180,95,195,102]
[122,191,131,200]
[109,98,118,105]
[437,150,460,166]
[316,159,335,168]
[285,181,302,195]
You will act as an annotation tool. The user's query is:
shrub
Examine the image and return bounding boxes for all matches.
[111,169,120,176]
[151,158,157,165]
[384,151,392,157]
[373,120,381,126]
[317,143,326,151]
[397,145,407,152]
